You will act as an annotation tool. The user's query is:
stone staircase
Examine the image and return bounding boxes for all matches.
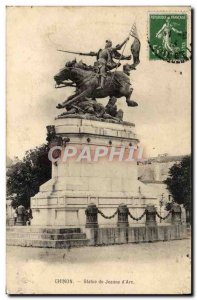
[6,226,89,248]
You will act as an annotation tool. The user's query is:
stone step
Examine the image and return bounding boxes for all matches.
[6,238,89,248]
[6,226,81,234]
[7,232,86,240]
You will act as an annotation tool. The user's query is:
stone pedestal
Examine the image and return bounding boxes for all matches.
[31,118,158,227]
[171,204,182,225]
[117,204,129,227]
[145,205,157,226]
[85,203,99,228]
[16,205,26,226]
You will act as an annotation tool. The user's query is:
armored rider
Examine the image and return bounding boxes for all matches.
[95,37,131,90]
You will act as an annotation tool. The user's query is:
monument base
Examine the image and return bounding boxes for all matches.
[6,225,188,248]
[31,118,158,227]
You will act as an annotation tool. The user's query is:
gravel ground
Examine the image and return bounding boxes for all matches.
[6,239,191,295]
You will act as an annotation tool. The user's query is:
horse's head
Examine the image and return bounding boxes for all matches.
[54,66,70,85]
[54,60,76,85]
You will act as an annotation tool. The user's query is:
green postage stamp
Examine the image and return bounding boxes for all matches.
[149,14,188,61]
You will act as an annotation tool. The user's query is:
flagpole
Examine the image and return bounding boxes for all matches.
[114,24,135,69]
[109,23,136,86]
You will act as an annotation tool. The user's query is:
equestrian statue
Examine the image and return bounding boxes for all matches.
[54,24,141,122]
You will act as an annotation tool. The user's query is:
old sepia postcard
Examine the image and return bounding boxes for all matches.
[6,6,192,295]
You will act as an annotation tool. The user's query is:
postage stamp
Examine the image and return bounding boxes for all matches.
[149,14,188,62]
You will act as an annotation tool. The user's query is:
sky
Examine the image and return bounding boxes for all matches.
[6,6,191,159]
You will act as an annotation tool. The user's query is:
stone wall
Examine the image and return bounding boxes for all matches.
[86,225,187,246]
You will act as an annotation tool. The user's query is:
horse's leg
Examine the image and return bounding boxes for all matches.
[57,77,96,109]
[56,94,76,109]
[125,88,138,107]
[57,89,92,109]
[65,89,92,107]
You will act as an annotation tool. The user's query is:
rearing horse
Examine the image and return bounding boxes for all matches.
[54,61,138,108]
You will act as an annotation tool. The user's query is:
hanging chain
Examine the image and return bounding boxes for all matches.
[98,209,118,219]
[128,209,147,221]
[156,210,172,220]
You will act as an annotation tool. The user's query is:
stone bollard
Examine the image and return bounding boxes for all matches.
[171,204,182,225]
[117,204,129,227]
[145,205,157,226]
[16,205,26,226]
[85,203,98,228]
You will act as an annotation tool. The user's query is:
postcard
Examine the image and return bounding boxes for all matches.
[6,6,192,295]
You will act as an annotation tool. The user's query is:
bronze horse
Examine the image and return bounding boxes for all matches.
[54,61,138,109]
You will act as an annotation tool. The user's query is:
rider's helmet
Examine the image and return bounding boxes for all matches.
[105,40,112,48]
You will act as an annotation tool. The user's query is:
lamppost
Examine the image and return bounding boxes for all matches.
[159,193,164,223]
